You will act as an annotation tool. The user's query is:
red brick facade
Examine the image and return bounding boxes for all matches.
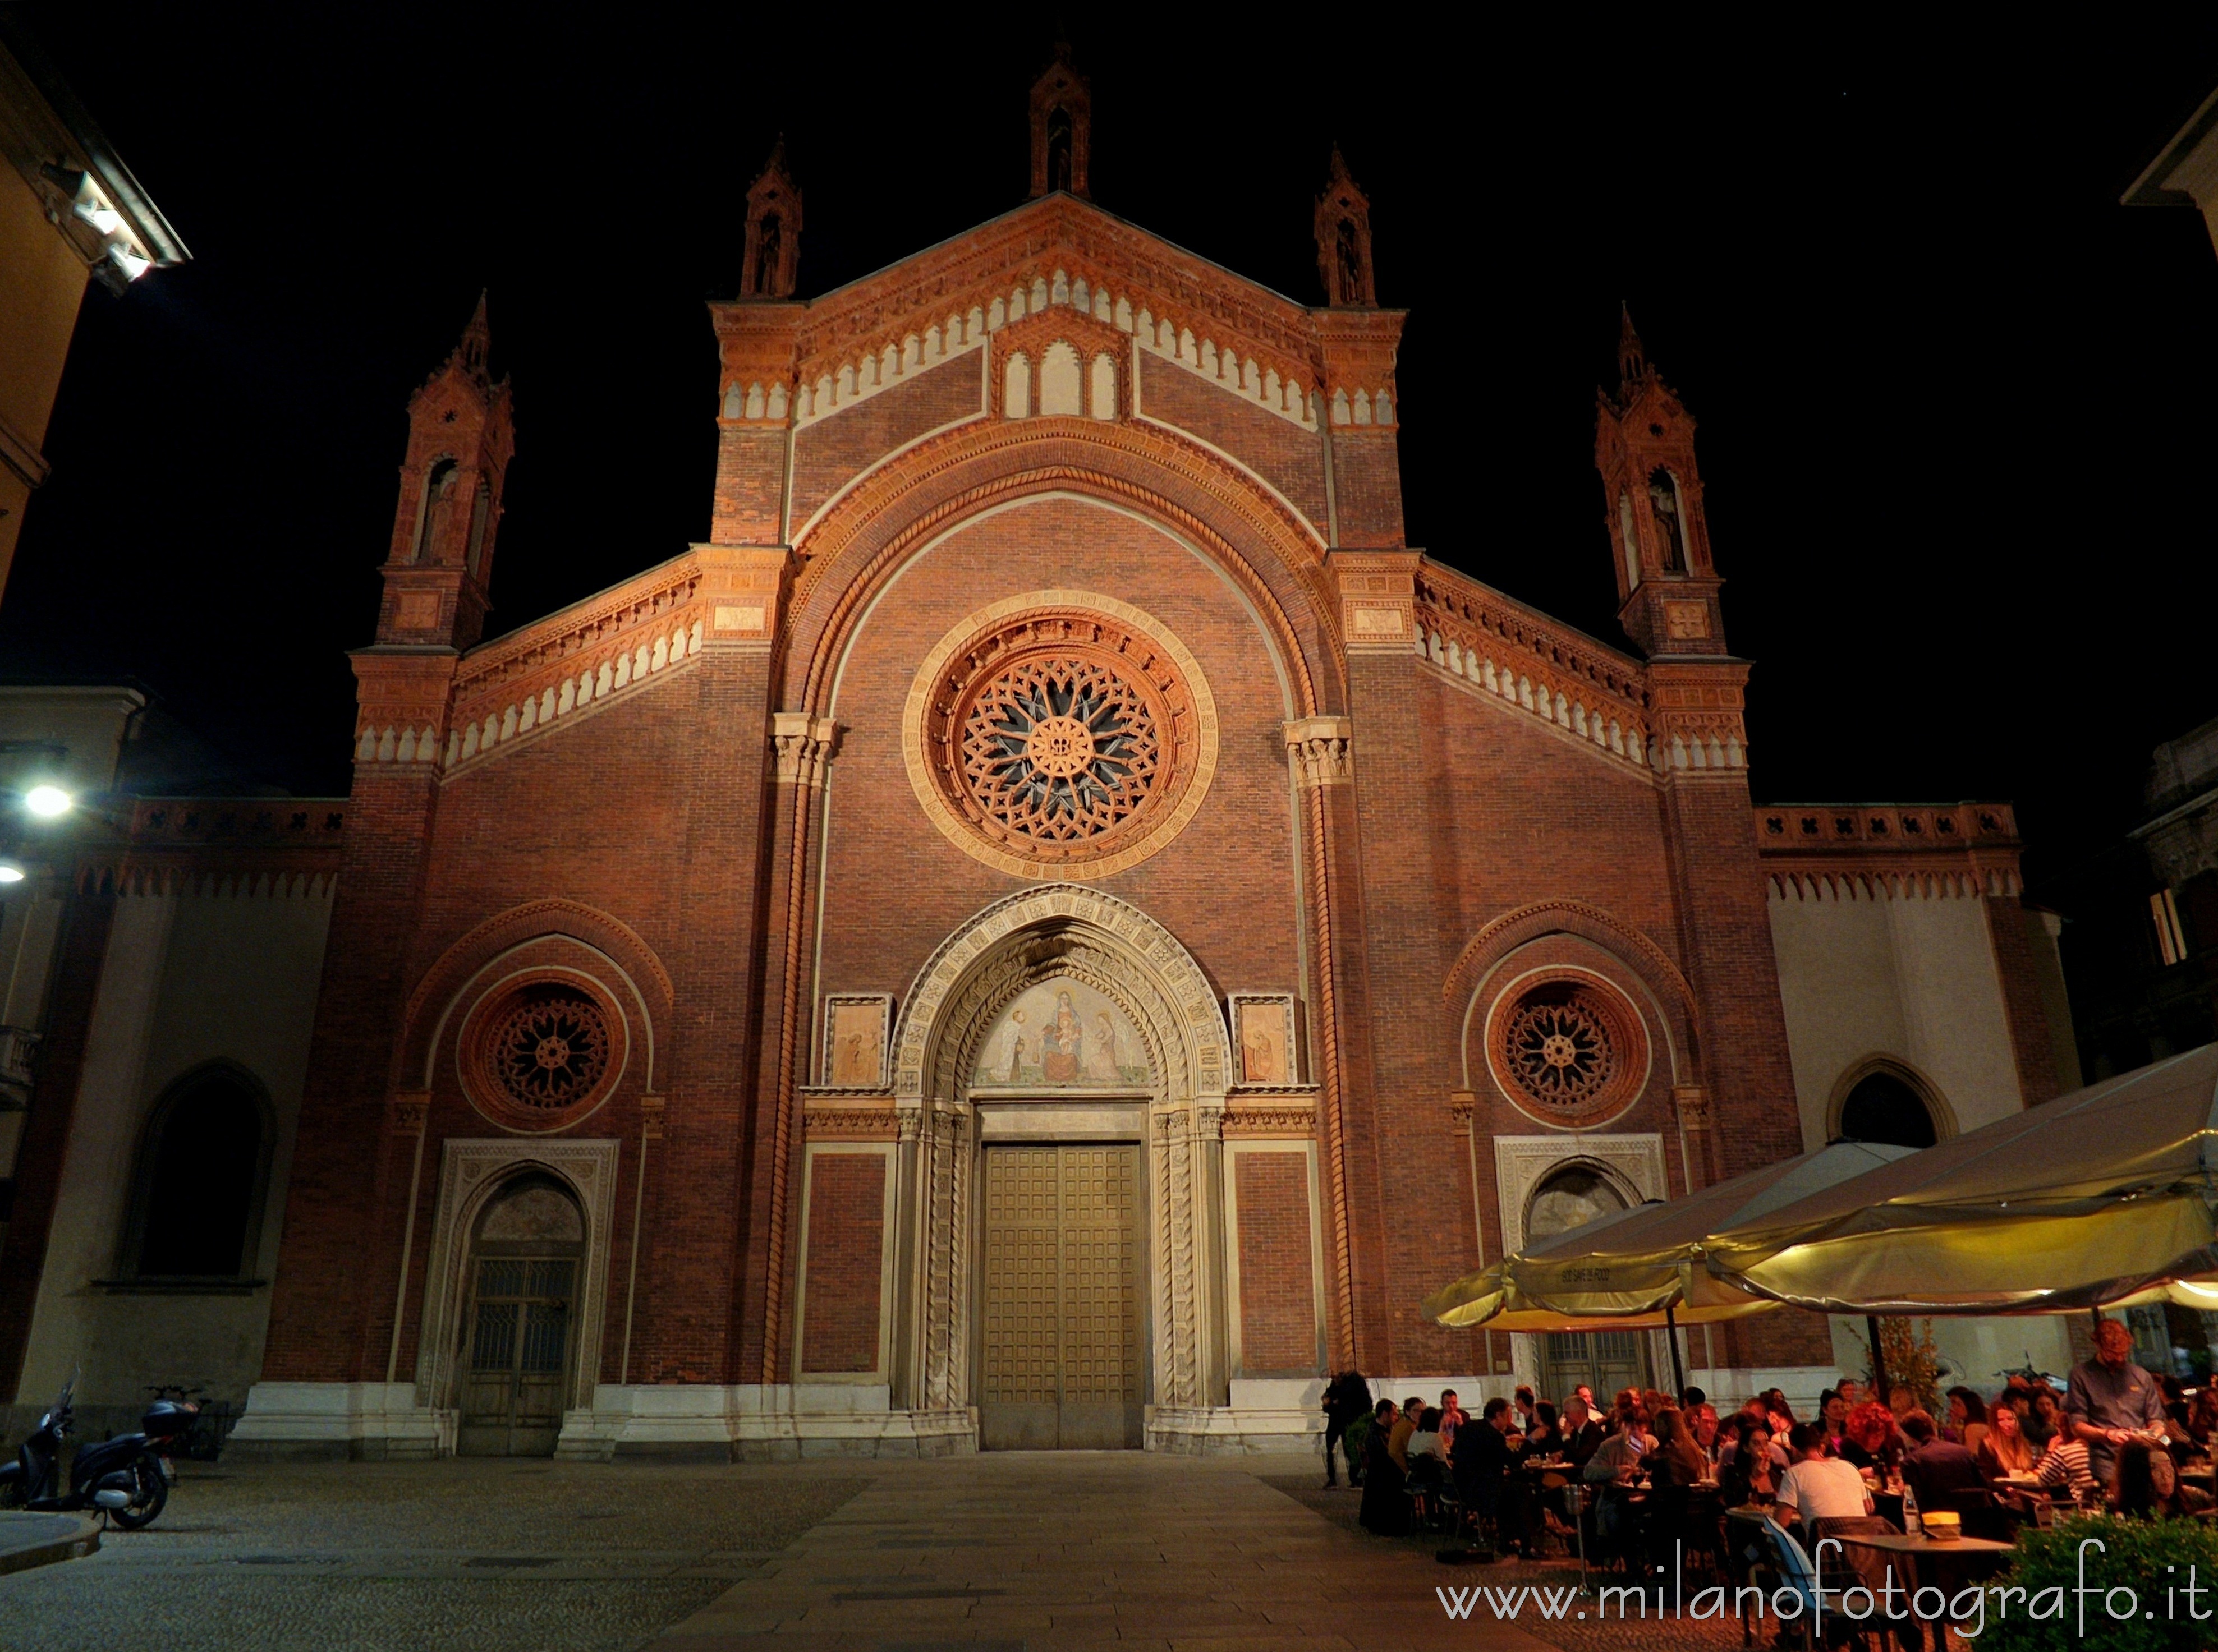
[241,164,2070,1440]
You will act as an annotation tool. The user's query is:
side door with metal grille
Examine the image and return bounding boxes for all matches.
[458,1257,576,1456]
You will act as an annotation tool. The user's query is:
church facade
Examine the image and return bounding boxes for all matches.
[0,60,2081,1456]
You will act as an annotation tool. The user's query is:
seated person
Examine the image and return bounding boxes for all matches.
[1978,1395,2038,1479]
[2188,1388,2218,1453]
[1774,1420,1876,1534]
[1944,1386,1990,1458]
[1899,1409,1990,1510]
[1838,1400,1903,1478]
[1359,1399,1409,1534]
[1450,1396,1527,1557]
[1647,1407,1709,1490]
[1718,1418,1780,1506]
[1387,1396,1422,1470]
[1560,1396,1604,1467]
[2114,1437,2215,1521]
[1406,1406,1448,1484]
[2036,1430,2098,1502]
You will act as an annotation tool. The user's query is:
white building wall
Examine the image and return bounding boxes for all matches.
[1767,880,2023,1142]
[13,877,333,1434]
[1767,877,2074,1391]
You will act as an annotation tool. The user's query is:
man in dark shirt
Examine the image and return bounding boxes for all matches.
[1899,1409,1989,1510]
[1452,1397,1527,1558]
[1320,1369,1369,1488]
[1562,1395,1604,1467]
[2067,1318,2168,1489]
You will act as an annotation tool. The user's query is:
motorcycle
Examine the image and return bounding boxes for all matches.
[0,1379,196,1529]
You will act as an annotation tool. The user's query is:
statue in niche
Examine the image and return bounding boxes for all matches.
[1045,109,1074,193]
[1648,468,1687,572]
[1336,218,1363,304]
[755,213,782,294]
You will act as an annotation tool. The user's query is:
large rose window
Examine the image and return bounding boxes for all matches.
[907,595,1217,878]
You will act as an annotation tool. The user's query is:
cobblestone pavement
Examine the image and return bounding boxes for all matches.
[0,1451,1847,1651]
[654,1453,1555,1651]
[0,1457,868,1652]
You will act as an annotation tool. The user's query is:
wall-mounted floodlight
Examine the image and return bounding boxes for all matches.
[0,864,24,885]
[22,786,72,818]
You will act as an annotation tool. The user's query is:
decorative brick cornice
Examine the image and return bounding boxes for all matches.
[1221,1102,1317,1139]
[801,1101,899,1140]
[772,713,841,787]
[1756,801,2024,899]
[1283,717,1352,786]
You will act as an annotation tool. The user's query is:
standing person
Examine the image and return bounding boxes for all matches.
[1438,1389,1468,1452]
[1513,1386,1537,1434]
[1320,1369,1370,1489]
[2066,1318,2168,1490]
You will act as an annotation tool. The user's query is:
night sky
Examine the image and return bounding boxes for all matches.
[5,10,2216,901]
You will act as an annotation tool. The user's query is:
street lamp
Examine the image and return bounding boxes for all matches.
[22,786,71,819]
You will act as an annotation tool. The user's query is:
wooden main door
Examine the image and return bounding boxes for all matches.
[979,1144,1143,1449]
[458,1257,576,1456]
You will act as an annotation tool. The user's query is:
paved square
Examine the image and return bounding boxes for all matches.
[0,1452,1648,1651]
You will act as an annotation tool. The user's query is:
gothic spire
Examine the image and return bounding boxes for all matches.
[456,289,490,377]
[1616,301,1647,392]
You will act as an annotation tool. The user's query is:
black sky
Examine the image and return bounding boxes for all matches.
[4,8,2216,900]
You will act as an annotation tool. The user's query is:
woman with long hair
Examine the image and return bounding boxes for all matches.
[1977,1395,2037,1478]
[1838,1400,1902,1476]
[1945,1386,1989,1458]
[1648,1407,1709,1489]
[2114,1438,2214,1520]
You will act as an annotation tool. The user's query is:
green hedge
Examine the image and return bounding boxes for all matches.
[1972,1516,2218,1652]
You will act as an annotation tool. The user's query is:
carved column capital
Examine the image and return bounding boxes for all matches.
[1671,1083,1710,1131]
[387,1090,431,1137]
[1282,716,1353,786]
[1449,1087,1477,1125]
[639,1094,666,1141]
[771,712,841,786]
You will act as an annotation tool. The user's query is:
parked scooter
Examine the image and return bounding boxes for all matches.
[0,1379,195,1529]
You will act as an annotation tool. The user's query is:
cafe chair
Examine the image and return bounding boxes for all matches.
[1754,1516,1871,1652]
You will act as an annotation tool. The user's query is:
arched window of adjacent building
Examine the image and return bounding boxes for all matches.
[1836,1067,1941,1149]
[414,457,458,562]
[1647,467,1687,573]
[121,1065,274,1279]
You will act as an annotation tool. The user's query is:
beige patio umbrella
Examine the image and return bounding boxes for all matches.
[1422,1139,1918,1332]
[1702,1044,2218,1315]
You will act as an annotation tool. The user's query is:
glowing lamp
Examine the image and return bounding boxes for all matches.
[23,786,72,818]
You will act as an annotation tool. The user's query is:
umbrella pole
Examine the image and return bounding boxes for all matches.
[1665,1303,1686,1398]
[1866,1315,1889,1400]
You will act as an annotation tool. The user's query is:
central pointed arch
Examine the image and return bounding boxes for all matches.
[884,885,1232,1438]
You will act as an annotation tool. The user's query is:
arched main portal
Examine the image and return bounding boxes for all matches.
[888,885,1230,1448]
